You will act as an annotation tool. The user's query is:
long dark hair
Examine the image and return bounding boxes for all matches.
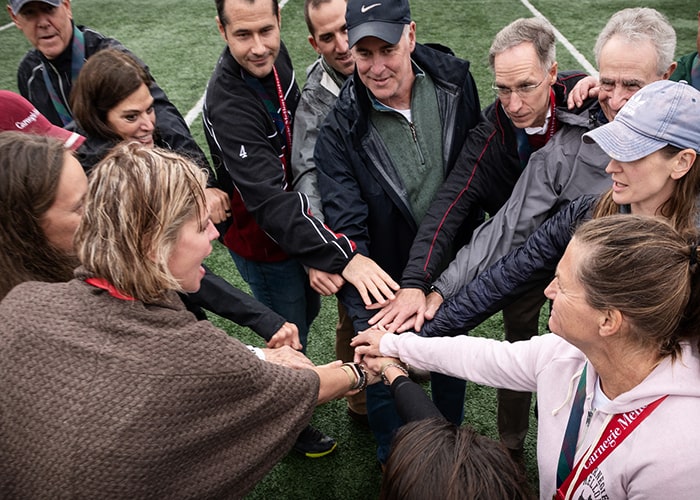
[0,133,78,299]
[70,48,154,142]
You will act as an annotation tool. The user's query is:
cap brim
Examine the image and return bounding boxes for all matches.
[37,121,86,152]
[348,22,405,48]
[583,119,667,162]
[10,0,61,14]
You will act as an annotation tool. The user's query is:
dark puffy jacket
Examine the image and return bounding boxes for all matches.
[315,43,481,331]
[421,194,597,337]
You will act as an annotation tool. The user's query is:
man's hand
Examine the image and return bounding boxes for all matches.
[341,254,399,306]
[424,291,444,320]
[266,321,302,350]
[309,268,345,295]
[567,75,600,109]
[367,287,427,333]
[262,345,314,369]
[205,187,231,224]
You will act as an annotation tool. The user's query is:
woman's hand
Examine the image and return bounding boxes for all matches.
[266,321,302,350]
[351,327,389,361]
[361,355,402,377]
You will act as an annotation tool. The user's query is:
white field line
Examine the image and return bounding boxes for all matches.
[186,0,595,126]
[1,22,15,32]
[519,0,598,77]
[186,0,291,126]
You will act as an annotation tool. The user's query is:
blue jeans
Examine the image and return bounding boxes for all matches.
[229,251,320,351]
[367,372,466,464]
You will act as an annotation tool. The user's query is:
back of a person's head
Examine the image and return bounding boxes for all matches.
[0,132,77,299]
[70,48,153,141]
[380,418,532,500]
[75,142,208,302]
[574,214,700,358]
[594,8,675,76]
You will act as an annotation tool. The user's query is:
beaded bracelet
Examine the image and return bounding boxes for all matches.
[342,362,368,391]
[381,362,408,385]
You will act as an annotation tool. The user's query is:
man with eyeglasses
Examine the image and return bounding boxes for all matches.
[367,17,592,463]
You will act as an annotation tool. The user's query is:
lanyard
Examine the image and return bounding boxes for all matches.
[85,277,135,301]
[554,394,667,500]
[41,25,85,127]
[243,65,293,187]
[272,65,292,170]
[556,363,588,488]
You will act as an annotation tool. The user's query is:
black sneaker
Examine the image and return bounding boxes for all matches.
[293,425,337,458]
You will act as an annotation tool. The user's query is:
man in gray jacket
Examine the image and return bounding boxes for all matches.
[291,0,367,424]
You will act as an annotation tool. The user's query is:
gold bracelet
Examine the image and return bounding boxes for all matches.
[340,365,356,391]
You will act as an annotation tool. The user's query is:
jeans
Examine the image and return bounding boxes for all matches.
[229,251,320,351]
[367,372,466,464]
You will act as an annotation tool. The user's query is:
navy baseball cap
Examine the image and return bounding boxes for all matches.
[346,0,411,48]
[8,0,61,14]
[583,80,700,161]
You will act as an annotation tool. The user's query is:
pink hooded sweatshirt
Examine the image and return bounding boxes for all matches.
[381,332,700,499]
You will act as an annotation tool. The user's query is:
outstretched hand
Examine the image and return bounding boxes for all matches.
[342,253,399,306]
[266,321,302,350]
[262,345,315,370]
[368,287,427,332]
[351,327,389,361]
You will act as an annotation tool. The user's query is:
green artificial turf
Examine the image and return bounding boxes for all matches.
[0,1,695,497]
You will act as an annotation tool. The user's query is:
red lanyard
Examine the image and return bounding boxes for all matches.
[554,395,667,499]
[272,66,292,163]
[85,277,135,301]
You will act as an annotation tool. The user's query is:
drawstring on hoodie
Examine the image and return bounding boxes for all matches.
[552,365,586,416]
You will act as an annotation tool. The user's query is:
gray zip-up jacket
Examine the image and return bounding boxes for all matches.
[433,105,611,298]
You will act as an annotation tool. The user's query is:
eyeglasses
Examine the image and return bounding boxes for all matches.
[491,75,548,99]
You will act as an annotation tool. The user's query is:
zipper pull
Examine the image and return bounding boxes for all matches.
[409,122,418,143]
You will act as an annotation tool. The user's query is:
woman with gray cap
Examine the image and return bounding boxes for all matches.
[351,79,700,498]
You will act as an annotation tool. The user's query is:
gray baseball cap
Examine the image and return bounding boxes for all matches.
[583,80,700,162]
[8,0,61,14]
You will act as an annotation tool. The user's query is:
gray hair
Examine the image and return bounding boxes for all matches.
[594,8,676,76]
[488,18,556,73]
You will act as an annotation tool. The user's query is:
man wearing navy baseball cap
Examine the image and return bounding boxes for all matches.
[345,0,412,48]
[314,0,482,463]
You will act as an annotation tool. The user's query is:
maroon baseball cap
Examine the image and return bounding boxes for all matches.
[0,90,85,151]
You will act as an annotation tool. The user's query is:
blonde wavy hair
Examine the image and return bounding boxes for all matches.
[75,142,208,302]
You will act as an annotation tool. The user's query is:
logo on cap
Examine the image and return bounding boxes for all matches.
[361,3,381,13]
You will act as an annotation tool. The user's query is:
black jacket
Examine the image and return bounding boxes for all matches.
[315,43,481,331]
[203,43,356,271]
